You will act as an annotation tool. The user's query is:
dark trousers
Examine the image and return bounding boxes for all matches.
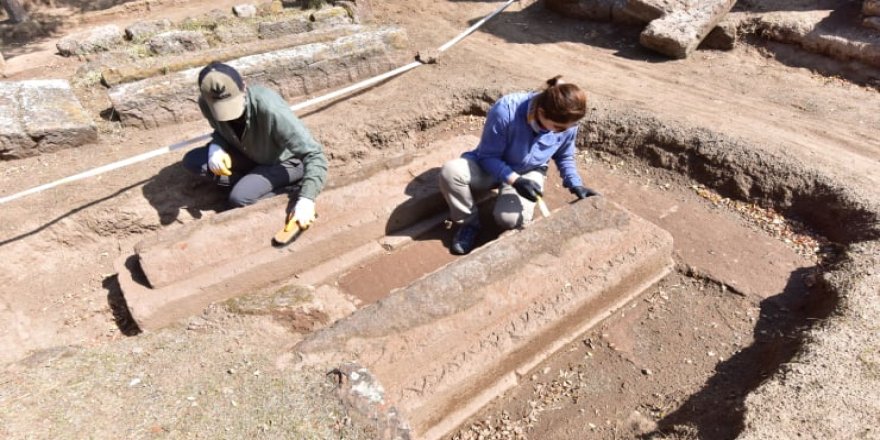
[182,145,304,207]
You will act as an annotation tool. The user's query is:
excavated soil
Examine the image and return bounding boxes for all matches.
[1,0,879,439]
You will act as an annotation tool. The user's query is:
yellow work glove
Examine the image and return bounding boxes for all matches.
[207,143,232,176]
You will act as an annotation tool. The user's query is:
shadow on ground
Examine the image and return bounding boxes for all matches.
[0,178,149,248]
[456,0,664,62]
[141,161,228,226]
[104,273,142,336]
[645,266,838,439]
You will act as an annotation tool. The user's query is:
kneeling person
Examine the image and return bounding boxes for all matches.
[183,62,327,229]
[439,76,598,255]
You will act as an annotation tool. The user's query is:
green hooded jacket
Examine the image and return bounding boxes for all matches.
[198,85,328,200]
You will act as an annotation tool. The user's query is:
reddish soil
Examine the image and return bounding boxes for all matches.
[1,0,878,438]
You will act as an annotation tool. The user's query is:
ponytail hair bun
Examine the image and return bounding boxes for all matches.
[536,75,586,124]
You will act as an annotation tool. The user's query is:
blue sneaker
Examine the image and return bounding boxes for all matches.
[451,223,480,255]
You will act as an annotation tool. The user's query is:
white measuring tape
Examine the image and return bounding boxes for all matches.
[0,0,518,206]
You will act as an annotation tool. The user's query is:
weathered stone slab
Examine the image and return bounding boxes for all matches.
[753,11,880,68]
[117,135,475,329]
[295,198,673,439]
[108,27,407,128]
[0,80,96,159]
[103,25,363,86]
[215,22,261,44]
[56,25,124,57]
[258,16,311,38]
[147,30,210,55]
[640,0,736,59]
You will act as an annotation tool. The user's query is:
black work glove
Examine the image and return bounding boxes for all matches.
[512,177,543,202]
[570,185,599,200]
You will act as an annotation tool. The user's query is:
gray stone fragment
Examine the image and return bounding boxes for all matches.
[125,19,173,41]
[56,25,124,57]
[640,0,736,59]
[700,19,737,50]
[865,16,880,32]
[258,16,312,38]
[0,80,96,159]
[865,0,880,16]
[148,30,211,55]
[233,3,258,18]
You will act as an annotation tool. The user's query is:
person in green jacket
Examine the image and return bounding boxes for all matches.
[183,62,327,229]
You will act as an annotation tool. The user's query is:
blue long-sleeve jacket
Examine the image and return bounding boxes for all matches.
[462,92,584,188]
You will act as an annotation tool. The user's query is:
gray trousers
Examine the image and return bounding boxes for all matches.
[183,144,304,208]
[438,157,545,230]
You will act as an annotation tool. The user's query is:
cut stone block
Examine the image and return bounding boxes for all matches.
[108,27,407,128]
[295,198,673,439]
[640,0,736,59]
[258,17,311,38]
[0,80,97,160]
[753,11,880,68]
[117,135,476,330]
[103,25,363,86]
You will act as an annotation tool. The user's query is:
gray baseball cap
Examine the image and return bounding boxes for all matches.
[198,63,246,121]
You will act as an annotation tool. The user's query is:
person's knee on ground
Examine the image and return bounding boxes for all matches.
[440,159,471,188]
[494,209,524,230]
[440,158,480,225]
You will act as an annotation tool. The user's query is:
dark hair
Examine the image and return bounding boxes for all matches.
[197,61,245,91]
[534,76,587,124]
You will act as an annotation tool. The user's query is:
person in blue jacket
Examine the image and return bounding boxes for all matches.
[438,76,598,255]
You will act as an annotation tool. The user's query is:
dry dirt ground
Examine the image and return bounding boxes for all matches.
[1,0,878,439]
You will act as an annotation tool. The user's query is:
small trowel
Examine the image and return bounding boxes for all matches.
[536,196,551,218]
[272,213,308,248]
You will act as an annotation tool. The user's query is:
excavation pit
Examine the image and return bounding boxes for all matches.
[109,94,876,440]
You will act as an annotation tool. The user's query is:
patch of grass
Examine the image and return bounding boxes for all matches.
[72,69,104,88]
[124,42,151,59]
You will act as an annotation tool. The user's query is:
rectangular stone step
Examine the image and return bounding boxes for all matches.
[295,198,673,439]
[116,135,478,330]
